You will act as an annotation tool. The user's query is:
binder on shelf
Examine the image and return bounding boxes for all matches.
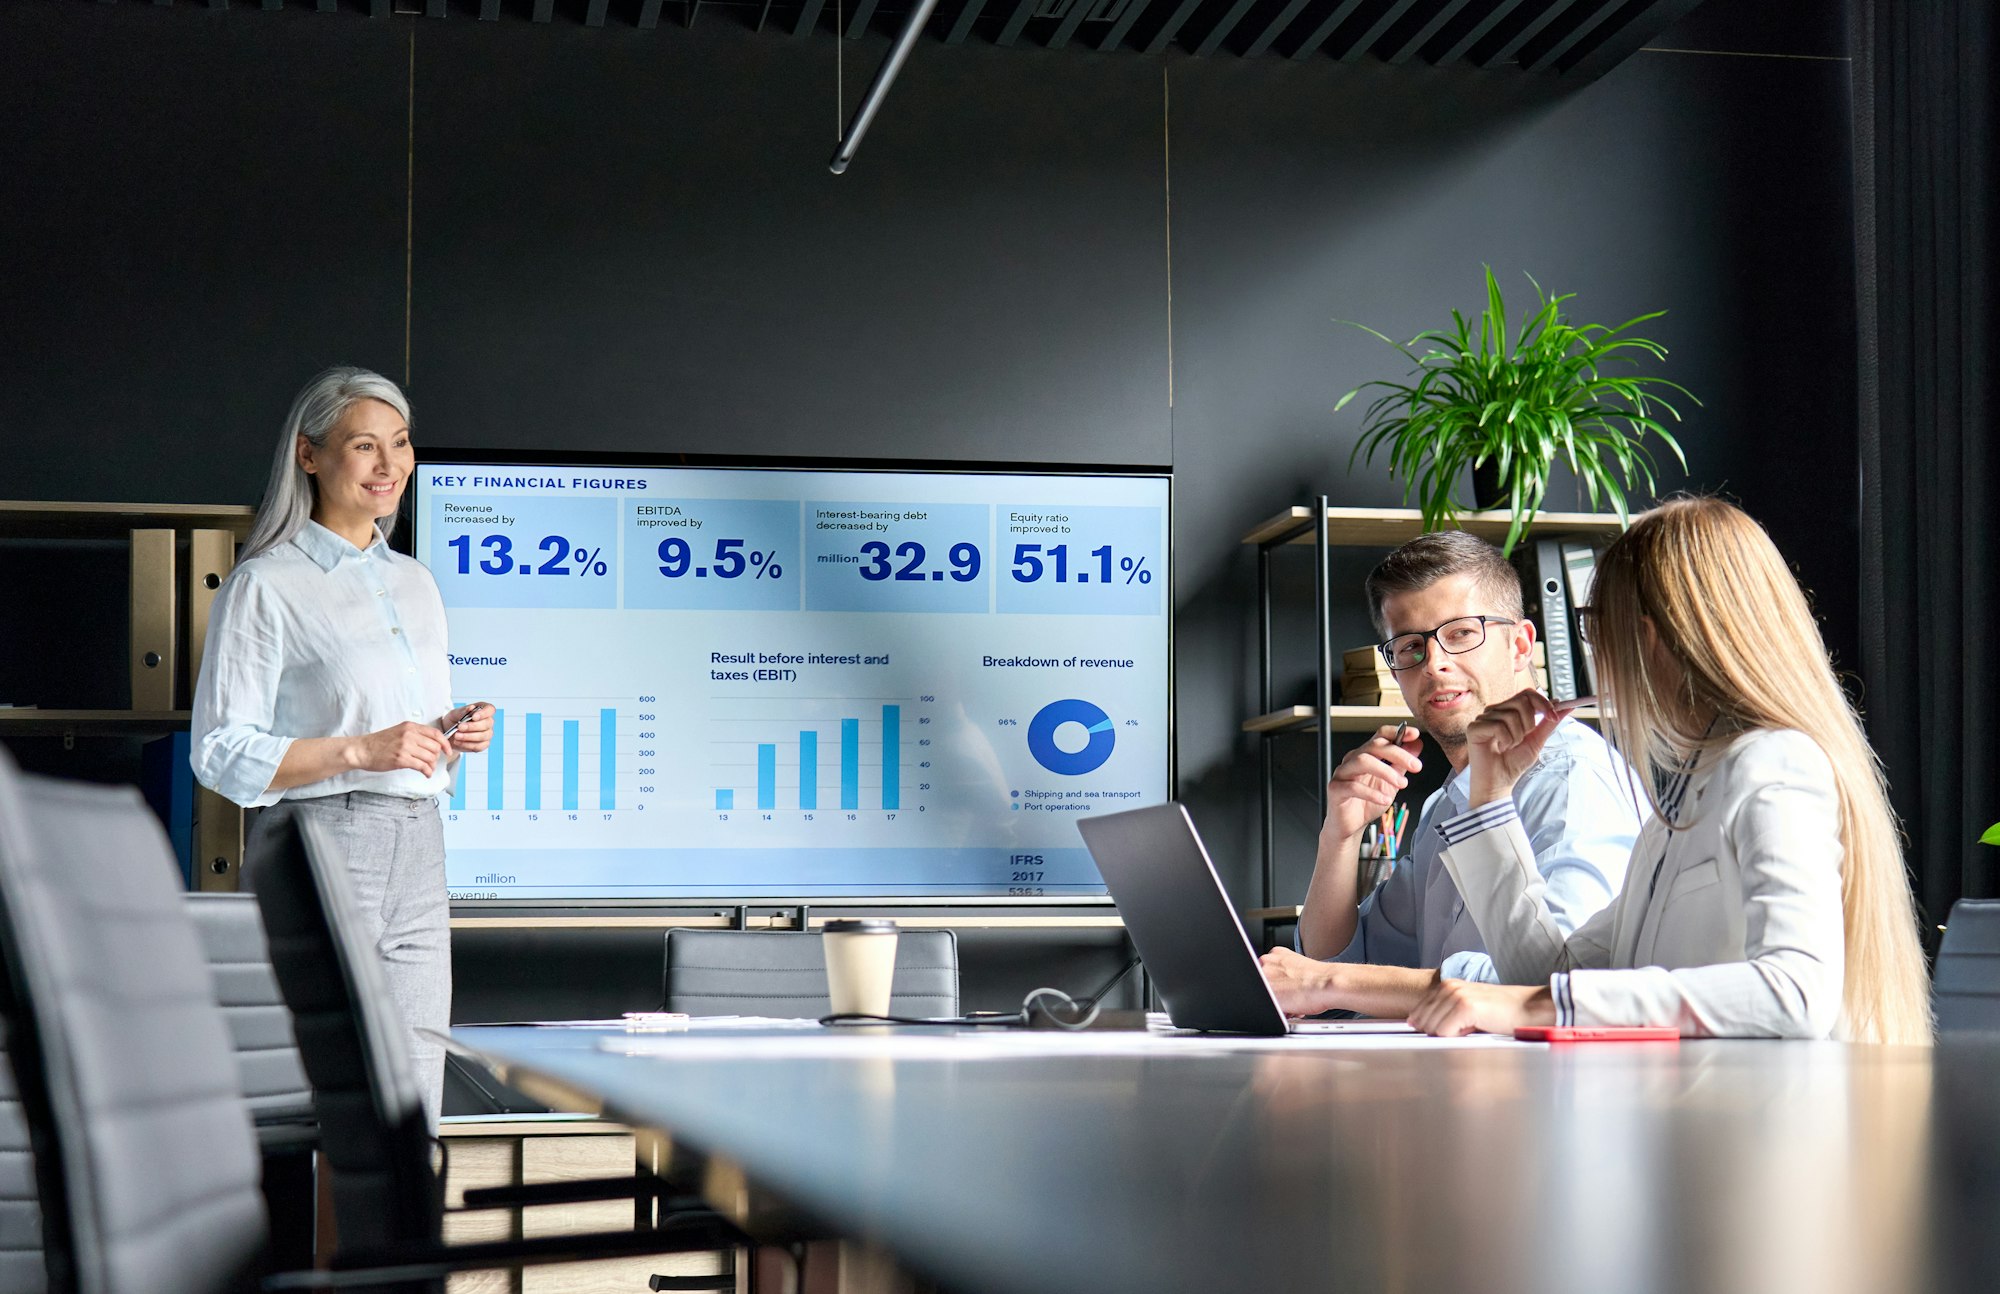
[128,527,176,709]
[1515,538,1580,702]
[1560,540,1600,698]
[140,732,194,884]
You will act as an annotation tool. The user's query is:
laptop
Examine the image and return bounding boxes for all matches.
[1077,801,1411,1036]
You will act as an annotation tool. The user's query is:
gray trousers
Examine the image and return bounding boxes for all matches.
[248,792,451,1132]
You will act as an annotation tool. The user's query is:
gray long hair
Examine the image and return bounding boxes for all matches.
[239,366,413,563]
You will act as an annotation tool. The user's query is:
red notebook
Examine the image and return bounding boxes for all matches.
[1515,1025,1680,1043]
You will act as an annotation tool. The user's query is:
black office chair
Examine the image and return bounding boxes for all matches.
[1935,898,2000,1032]
[661,929,960,1018]
[250,809,747,1286]
[0,1026,44,1294]
[184,893,318,1269]
[0,753,268,1294]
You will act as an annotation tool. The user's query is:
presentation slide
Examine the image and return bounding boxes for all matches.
[413,463,1172,900]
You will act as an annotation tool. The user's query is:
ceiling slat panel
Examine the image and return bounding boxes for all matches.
[1431,0,1527,62]
[1193,0,1260,57]
[1097,0,1157,50]
[1288,0,1368,60]
[1473,0,1578,66]
[1243,0,1314,58]
[1140,0,1207,55]
[1384,0,1473,63]
[1336,0,1423,62]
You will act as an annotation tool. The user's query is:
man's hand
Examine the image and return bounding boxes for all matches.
[443,702,494,754]
[1462,689,1575,808]
[348,722,452,777]
[1258,947,1345,1017]
[1407,979,1555,1037]
[1324,725,1424,842]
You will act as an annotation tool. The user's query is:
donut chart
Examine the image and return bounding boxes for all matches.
[1027,699,1116,776]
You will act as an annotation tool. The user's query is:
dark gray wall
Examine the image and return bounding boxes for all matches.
[1,4,1854,909]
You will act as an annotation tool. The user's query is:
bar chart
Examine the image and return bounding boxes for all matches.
[712,701,909,815]
[449,701,630,814]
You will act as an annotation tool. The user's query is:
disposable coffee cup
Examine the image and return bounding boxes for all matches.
[823,918,899,1018]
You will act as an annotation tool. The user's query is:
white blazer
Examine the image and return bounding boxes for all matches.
[1435,727,1846,1038]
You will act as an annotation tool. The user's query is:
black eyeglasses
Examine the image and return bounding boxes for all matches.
[1574,604,1597,646]
[1378,616,1518,671]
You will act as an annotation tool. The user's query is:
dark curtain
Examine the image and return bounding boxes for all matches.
[1852,0,2000,938]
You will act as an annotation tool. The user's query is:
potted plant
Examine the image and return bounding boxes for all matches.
[1338,267,1696,556]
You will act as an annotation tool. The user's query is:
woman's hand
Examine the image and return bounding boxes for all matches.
[442,702,494,754]
[349,722,452,776]
[1407,979,1555,1037]
[1463,688,1573,808]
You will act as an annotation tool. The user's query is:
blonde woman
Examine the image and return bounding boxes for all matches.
[1406,497,1931,1044]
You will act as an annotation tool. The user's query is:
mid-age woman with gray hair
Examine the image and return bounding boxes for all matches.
[192,365,491,1129]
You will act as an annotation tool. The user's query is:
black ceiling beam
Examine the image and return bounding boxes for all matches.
[531,0,553,22]
[1192,0,1258,57]
[754,0,774,31]
[584,0,609,25]
[1139,0,1204,55]
[846,0,881,37]
[638,0,663,27]
[1558,0,1703,78]
[1431,0,1526,63]
[1046,0,1097,49]
[1243,0,1311,58]
[1287,0,1366,60]
[996,0,1038,45]
[1334,0,1424,61]
[946,0,989,42]
[1473,0,1578,67]
[1383,0,1472,63]
[1095,0,1154,50]
[478,0,499,19]
[793,0,827,35]
[1520,0,1622,72]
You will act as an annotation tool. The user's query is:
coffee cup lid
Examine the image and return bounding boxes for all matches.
[822,917,897,934]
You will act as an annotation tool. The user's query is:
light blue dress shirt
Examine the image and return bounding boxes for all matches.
[1323,719,1642,981]
[191,521,455,808]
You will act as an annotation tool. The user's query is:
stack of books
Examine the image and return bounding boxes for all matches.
[1337,642,1551,711]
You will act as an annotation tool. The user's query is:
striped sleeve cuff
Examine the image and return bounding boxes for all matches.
[1550,973,1576,1026]
[1434,798,1519,846]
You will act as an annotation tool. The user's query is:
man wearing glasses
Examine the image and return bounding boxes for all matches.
[1259,531,1641,1018]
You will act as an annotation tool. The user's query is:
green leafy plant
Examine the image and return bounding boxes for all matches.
[1982,822,2000,847]
[1338,267,1697,556]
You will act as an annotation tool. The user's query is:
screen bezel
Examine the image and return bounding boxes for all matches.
[408,448,1177,911]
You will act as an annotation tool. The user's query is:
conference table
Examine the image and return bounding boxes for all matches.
[452,1021,2000,1294]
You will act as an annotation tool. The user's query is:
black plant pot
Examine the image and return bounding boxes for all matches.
[1470,461,1507,512]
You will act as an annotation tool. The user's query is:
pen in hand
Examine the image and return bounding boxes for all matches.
[443,702,487,740]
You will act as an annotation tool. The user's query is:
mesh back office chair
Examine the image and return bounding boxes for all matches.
[0,750,267,1294]
[252,810,747,1287]
[661,929,960,1018]
[1935,899,2000,1033]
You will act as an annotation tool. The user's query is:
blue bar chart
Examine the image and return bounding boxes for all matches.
[712,702,908,815]
[448,701,629,815]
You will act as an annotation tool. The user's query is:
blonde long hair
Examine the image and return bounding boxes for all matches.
[1588,497,1931,1045]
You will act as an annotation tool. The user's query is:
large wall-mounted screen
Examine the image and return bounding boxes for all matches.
[412,460,1172,902]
